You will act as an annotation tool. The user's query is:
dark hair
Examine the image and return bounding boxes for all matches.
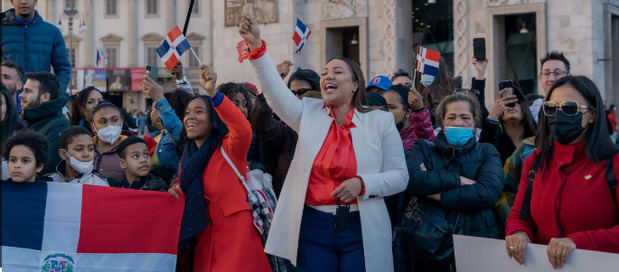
[391,68,412,81]
[164,90,193,122]
[536,75,618,164]
[540,51,571,73]
[288,68,320,91]
[93,101,121,118]
[2,130,49,168]
[70,86,102,126]
[217,82,255,119]
[1,85,24,144]
[116,136,146,159]
[24,72,61,99]
[59,126,92,150]
[366,92,388,111]
[435,93,482,128]
[421,58,455,110]
[525,93,544,107]
[1,60,25,82]
[501,94,538,140]
[327,57,371,113]
[386,84,411,111]
[181,96,229,147]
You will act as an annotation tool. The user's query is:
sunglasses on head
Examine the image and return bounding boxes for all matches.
[292,88,312,96]
[542,100,594,116]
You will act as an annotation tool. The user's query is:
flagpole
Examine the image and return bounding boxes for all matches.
[190,47,202,66]
[412,45,419,88]
[183,0,196,35]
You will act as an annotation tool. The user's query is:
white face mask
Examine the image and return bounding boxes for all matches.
[96,125,122,144]
[67,154,94,174]
[420,74,436,87]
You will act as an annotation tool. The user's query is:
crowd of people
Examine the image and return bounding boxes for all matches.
[2,2,619,272]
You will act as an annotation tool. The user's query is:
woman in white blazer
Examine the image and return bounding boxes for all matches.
[238,15,409,272]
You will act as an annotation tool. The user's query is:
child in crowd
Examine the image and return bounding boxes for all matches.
[107,136,167,191]
[47,126,109,186]
[92,102,127,180]
[1,130,50,183]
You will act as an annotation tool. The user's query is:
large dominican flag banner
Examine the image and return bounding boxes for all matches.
[1,181,185,272]
[416,45,441,77]
[157,26,192,71]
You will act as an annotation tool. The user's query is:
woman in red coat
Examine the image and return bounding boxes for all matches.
[505,76,619,270]
[175,65,271,271]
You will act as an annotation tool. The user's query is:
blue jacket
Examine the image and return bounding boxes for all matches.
[149,97,183,171]
[1,9,71,92]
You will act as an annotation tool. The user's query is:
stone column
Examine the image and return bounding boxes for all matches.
[127,0,139,66]
[382,0,396,76]
[86,0,95,66]
[453,0,471,86]
[395,0,413,73]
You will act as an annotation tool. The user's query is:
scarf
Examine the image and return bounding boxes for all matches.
[178,137,219,243]
[400,124,418,152]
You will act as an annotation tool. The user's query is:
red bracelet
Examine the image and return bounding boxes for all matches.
[237,39,267,63]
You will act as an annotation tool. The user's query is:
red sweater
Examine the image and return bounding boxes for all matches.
[506,139,619,253]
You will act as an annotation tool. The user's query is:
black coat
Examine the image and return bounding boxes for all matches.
[406,133,504,238]
[22,96,70,175]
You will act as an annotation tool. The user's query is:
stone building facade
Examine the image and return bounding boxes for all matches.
[3,0,617,110]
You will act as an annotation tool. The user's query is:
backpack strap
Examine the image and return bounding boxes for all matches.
[220,145,252,195]
[518,153,543,220]
[606,155,617,203]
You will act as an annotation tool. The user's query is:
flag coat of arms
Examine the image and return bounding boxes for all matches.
[292,18,311,54]
[416,46,441,77]
[1,182,185,272]
[157,26,192,71]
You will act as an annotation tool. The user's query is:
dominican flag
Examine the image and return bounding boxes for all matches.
[292,18,311,54]
[416,45,441,77]
[157,26,192,71]
[1,182,185,271]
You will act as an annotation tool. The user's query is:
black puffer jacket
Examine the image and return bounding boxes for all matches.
[406,132,504,238]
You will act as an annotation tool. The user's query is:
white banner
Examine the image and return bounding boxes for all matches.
[454,234,619,272]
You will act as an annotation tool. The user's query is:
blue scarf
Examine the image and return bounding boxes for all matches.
[178,137,219,243]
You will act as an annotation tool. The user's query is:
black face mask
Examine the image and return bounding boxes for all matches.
[396,121,405,131]
[548,111,586,145]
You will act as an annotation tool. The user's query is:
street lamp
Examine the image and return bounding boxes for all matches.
[57,7,87,90]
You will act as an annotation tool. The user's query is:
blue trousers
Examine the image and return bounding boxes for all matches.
[296,205,365,272]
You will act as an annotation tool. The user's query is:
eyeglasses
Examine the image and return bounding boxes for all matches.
[540,70,567,78]
[542,100,594,116]
[292,88,312,96]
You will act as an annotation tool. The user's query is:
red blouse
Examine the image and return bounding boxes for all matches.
[305,106,364,205]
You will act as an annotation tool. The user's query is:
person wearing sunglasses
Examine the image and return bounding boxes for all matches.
[505,76,619,269]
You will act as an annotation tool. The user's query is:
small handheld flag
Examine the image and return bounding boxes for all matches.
[157,26,193,71]
[292,18,311,54]
[416,45,441,77]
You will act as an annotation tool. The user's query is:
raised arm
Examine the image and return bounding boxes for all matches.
[144,76,183,140]
[200,65,252,160]
[239,14,304,131]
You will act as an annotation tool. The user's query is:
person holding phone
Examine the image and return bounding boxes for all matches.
[480,83,537,164]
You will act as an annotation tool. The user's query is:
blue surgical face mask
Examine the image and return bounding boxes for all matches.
[420,74,435,87]
[443,126,474,146]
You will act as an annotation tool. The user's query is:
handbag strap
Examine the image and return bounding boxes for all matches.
[220,145,252,195]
